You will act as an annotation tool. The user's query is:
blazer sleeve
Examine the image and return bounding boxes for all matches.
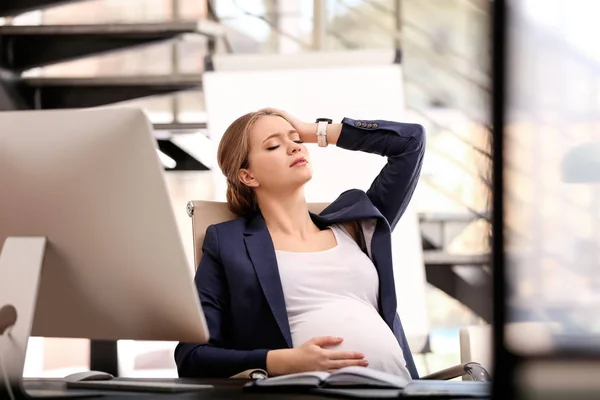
[174,225,269,378]
[336,117,425,231]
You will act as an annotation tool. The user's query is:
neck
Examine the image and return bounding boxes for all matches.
[257,187,319,238]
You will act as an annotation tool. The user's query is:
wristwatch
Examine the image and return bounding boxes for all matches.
[315,118,332,147]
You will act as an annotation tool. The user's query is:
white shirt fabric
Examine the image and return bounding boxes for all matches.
[275,224,411,379]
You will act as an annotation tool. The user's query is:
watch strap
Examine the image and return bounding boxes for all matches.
[316,120,328,147]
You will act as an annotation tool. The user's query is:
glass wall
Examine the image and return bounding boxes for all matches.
[505,0,600,354]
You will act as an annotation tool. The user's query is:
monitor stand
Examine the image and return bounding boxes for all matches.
[0,237,46,399]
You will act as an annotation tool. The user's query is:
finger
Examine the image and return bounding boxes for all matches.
[309,336,343,347]
[328,359,369,369]
[325,350,365,360]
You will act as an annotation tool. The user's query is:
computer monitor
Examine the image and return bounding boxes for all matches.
[0,108,209,387]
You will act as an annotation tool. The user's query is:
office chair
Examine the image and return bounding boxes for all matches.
[187,200,489,381]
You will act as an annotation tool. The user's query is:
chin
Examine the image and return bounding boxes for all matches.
[299,170,313,184]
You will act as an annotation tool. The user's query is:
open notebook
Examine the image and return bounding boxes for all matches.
[244,366,410,390]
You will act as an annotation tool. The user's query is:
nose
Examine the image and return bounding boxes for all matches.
[288,141,301,155]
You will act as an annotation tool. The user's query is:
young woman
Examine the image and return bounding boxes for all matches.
[174,108,425,380]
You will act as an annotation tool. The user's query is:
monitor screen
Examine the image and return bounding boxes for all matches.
[505,0,600,355]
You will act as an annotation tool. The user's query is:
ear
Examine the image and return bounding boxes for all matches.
[238,168,259,188]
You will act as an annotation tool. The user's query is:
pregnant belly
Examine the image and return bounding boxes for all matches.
[288,300,411,379]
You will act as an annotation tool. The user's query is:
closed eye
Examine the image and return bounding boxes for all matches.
[266,139,302,150]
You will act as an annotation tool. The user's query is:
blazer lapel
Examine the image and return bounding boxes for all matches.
[244,214,293,348]
[370,225,398,326]
[315,189,385,226]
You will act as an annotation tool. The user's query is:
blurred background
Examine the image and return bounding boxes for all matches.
[504,0,600,351]
[1,0,493,379]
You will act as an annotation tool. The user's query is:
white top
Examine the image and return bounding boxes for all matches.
[276,224,411,379]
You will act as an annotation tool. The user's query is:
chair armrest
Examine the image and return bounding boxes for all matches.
[229,369,268,380]
[421,362,490,381]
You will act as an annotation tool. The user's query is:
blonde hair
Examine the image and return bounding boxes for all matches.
[217,109,281,217]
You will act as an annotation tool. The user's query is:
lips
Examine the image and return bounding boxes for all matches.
[290,157,307,167]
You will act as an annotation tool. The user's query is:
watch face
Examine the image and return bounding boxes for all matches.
[316,118,333,123]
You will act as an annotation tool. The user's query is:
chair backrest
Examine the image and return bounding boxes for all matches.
[186,201,329,270]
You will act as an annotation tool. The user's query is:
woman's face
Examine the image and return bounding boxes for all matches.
[239,115,312,193]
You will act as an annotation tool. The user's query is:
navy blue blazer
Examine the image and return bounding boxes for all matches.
[175,117,426,379]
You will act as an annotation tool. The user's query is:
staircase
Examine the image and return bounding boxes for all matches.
[0,0,220,170]
[400,0,494,323]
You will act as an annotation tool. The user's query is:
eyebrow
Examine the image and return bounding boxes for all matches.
[262,129,299,143]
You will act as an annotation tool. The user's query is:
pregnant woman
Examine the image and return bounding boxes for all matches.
[174,108,425,380]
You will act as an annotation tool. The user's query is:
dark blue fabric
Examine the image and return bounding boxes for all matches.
[174,117,426,379]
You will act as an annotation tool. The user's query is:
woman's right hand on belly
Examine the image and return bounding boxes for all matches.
[266,336,369,376]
